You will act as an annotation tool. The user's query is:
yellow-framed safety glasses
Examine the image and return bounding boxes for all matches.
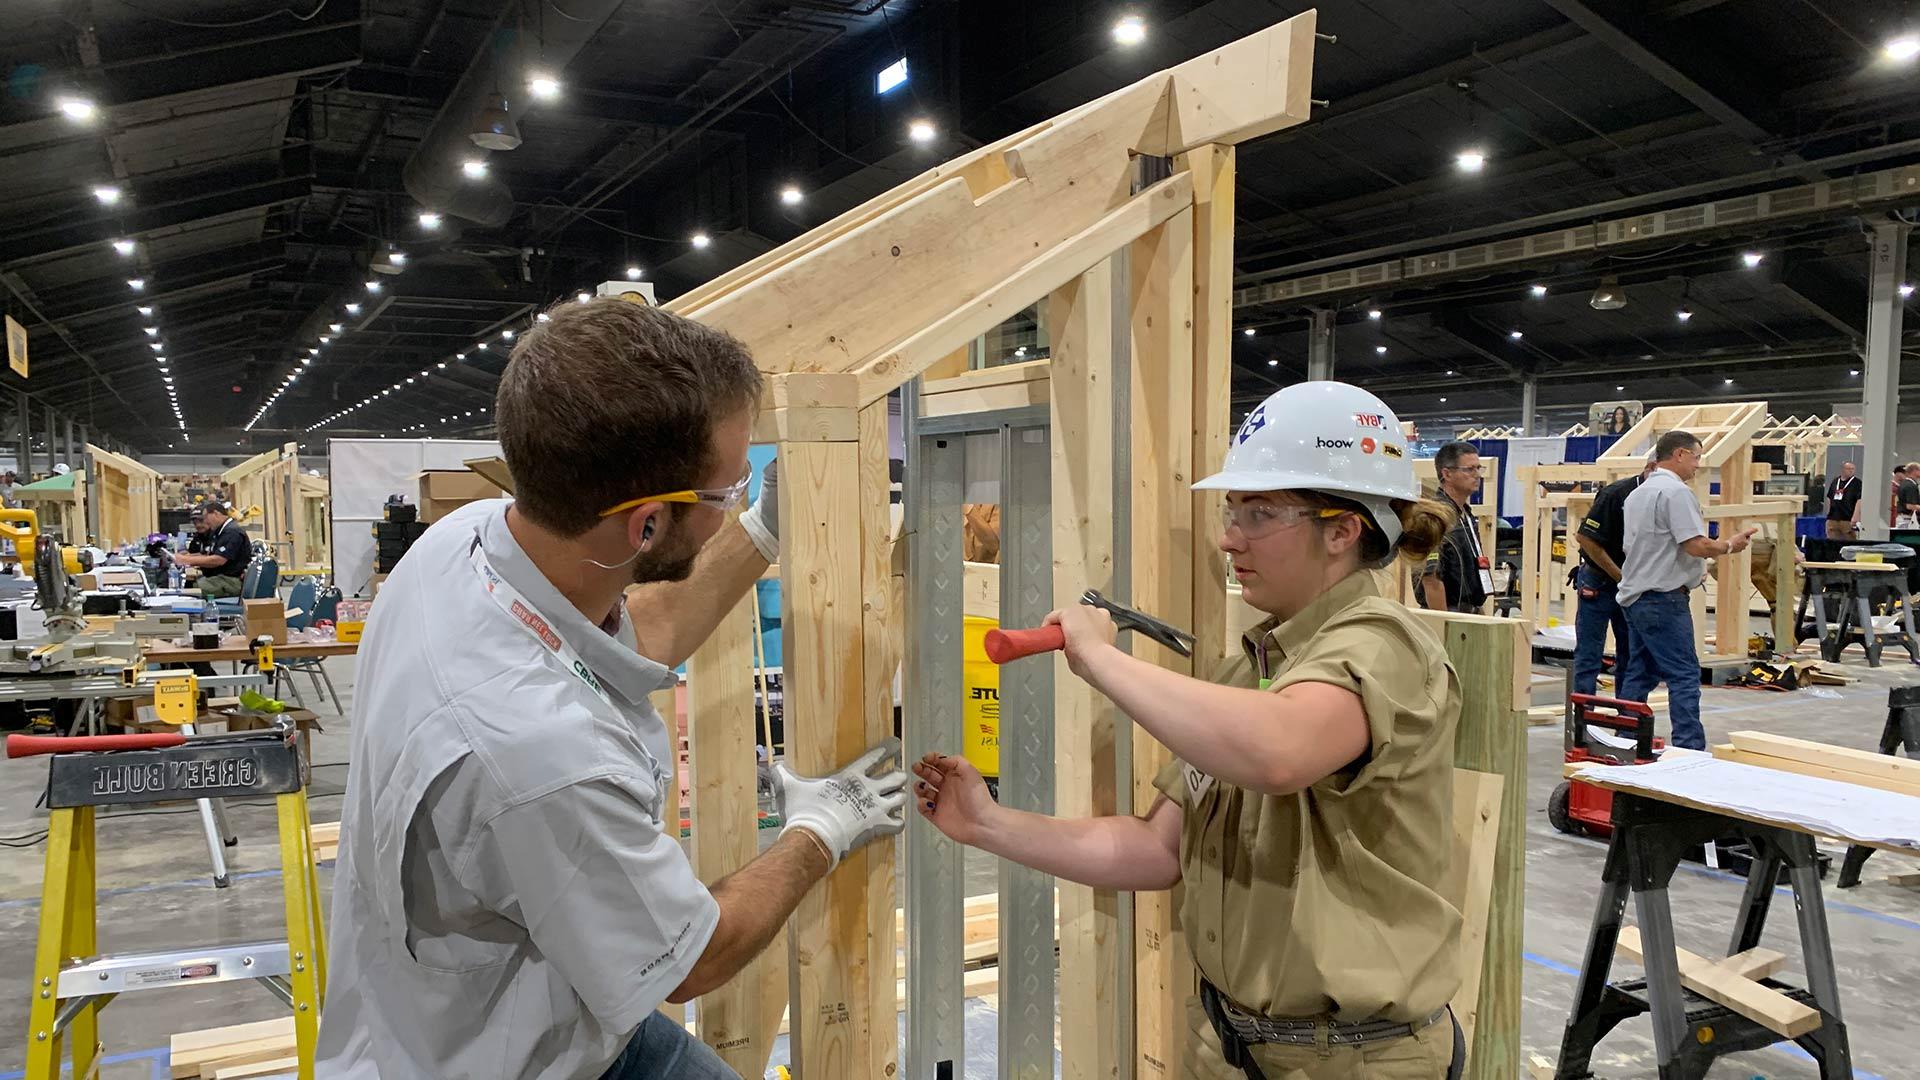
[597,464,754,519]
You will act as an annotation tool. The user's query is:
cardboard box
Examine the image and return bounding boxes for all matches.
[243,597,288,644]
[418,468,504,523]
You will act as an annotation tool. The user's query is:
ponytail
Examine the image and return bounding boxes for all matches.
[1391,497,1456,562]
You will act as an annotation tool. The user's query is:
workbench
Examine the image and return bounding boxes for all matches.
[1553,761,1884,1079]
[144,627,358,664]
[1796,561,1916,667]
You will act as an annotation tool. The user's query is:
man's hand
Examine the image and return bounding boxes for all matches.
[912,752,1000,846]
[1726,527,1758,555]
[773,737,908,868]
[1043,603,1117,679]
[738,459,779,563]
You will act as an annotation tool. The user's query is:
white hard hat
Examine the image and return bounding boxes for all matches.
[1194,381,1418,545]
[52,463,70,476]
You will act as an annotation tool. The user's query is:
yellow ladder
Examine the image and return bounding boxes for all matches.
[15,674,327,1079]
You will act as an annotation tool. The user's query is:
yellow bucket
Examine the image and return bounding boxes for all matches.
[962,615,1001,779]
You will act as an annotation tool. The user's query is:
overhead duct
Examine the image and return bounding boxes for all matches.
[402,1,623,228]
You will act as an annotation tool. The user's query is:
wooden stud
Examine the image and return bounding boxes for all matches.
[686,575,782,1076]
[1615,926,1787,982]
[1443,769,1505,1055]
[857,401,899,1079]
[778,439,874,1078]
[1129,209,1196,1079]
[1048,261,1126,1080]
[1727,731,1920,789]
[1715,447,1753,659]
[1407,610,1528,1080]
[1183,144,1235,675]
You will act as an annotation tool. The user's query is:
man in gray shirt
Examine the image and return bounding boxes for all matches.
[1616,429,1755,749]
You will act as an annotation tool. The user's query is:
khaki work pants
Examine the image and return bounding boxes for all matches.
[1183,996,1454,1079]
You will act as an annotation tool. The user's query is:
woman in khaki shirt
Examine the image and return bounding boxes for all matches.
[915,382,1466,1079]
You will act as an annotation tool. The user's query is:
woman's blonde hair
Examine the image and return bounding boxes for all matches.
[1287,490,1457,567]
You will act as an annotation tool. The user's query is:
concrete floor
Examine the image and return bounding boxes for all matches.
[2,649,1919,1079]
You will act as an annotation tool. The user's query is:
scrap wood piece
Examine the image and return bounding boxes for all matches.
[210,1057,297,1079]
[168,1016,297,1079]
[1615,927,1815,1037]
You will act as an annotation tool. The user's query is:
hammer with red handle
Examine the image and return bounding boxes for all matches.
[984,589,1196,664]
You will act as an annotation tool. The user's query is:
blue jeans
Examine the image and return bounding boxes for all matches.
[1619,589,1706,750]
[600,1010,740,1079]
[1571,564,1634,697]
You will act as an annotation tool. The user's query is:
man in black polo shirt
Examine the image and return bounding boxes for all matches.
[1420,441,1490,613]
[173,500,252,598]
[1572,457,1655,696]
[1824,461,1861,540]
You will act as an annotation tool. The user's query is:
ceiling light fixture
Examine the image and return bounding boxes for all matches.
[128,278,145,290]
[624,266,642,280]
[1901,283,1915,298]
[908,118,936,143]
[137,305,153,316]
[500,329,514,339]
[527,73,560,100]
[779,186,803,206]
[143,326,157,336]
[58,97,97,122]
[462,158,489,179]
[576,292,591,303]
[1741,251,1764,268]
[1851,368,1861,376]
[366,280,381,293]
[345,303,361,315]
[1676,306,1693,322]
[1267,358,1279,367]
[536,312,550,321]
[418,211,442,229]
[1589,275,1627,310]
[149,342,163,352]
[1112,14,1147,46]
[690,232,711,249]
[112,238,134,256]
[1242,328,1255,337]
[1884,34,1920,63]
[329,323,343,333]
[1375,345,1387,355]
[1367,308,1382,320]
[1454,149,1486,173]
[92,184,121,205]
[1529,284,1547,298]
[1508,329,1523,340]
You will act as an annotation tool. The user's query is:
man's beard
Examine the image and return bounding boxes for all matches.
[630,529,701,585]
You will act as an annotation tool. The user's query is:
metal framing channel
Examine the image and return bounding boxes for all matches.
[997,420,1056,1078]
[903,378,968,1078]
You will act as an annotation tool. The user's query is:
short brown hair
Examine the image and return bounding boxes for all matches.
[495,300,762,536]
[1654,429,1701,461]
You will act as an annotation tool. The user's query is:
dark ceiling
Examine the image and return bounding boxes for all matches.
[1,0,1917,454]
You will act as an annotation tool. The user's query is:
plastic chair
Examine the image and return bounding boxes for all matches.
[211,554,279,621]
[275,578,342,715]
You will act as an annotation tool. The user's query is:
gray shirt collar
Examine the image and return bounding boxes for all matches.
[477,504,676,705]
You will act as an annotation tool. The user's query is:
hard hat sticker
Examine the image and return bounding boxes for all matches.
[1236,404,1269,445]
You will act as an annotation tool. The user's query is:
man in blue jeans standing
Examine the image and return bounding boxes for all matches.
[1617,430,1756,749]
[1571,455,1655,695]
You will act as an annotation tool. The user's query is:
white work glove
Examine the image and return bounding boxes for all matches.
[773,737,908,868]
[738,459,779,563]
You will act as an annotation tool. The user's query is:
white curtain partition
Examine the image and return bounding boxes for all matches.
[1498,436,1571,516]
[328,438,501,594]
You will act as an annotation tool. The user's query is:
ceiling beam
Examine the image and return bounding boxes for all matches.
[1777,258,1867,340]
[0,174,312,269]
[1540,0,1775,145]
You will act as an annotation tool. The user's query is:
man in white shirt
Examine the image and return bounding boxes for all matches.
[317,300,908,1079]
[1616,430,1755,750]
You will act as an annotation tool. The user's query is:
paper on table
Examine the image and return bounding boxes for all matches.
[1573,755,1920,851]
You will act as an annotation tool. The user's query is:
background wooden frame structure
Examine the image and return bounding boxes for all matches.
[223,443,327,572]
[83,443,161,548]
[654,13,1522,1078]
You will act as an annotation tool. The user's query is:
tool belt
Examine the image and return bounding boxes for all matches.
[1200,981,1459,1080]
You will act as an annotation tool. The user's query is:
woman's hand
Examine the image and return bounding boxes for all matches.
[912,752,999,846]
[1043,604,1117,680]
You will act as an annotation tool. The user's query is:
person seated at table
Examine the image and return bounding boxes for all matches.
[172,501,252,598]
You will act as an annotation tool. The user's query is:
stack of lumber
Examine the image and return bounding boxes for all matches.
[309,820,339,863]
[1711,732,1920,797]
[168,1016,297,1078]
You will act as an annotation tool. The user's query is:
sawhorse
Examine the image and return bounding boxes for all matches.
[1555,790,1852,1079]
[1797,561,1918,667]
[1838,684,1920,887]
[9,720,327,1080]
